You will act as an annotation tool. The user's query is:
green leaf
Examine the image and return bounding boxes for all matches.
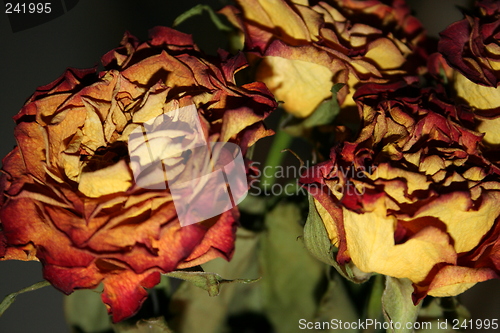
[237,192,268,215]
[439,67,449,85]
[314,273,359,333]
[382,277,422,333]
[164,270,259,297]
[173,4,233,32]
[258,199,327,333]
[303,195,338,268]
[439,297,470,323]
[302,195,371,284]
[169,199,334,333]
[260,129,294,190]
[416,297,470,333]
[168,228,262,333]
[302,83,344,128]
[64,286,112,333]
[366,274,385,322]
[0,280,50,317]
[113,317,174,333]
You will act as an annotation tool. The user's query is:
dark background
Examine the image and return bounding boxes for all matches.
[0,0,498,332]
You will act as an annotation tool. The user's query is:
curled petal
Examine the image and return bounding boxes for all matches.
[426,266,498,298]
[102,271,161,323]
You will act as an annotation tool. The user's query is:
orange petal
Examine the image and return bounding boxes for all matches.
[101,271,161,323]
[427,265,498,297]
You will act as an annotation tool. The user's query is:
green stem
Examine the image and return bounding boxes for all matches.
[260,129,293,191]
[364,274,385,333]
[0,280,51,317]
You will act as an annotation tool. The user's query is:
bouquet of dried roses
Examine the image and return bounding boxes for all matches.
[1,0,500,332]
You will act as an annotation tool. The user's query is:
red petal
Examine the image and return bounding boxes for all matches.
[149,26,195,48]
[179,209,238,268]
[101,271,161,322]
[43,264,104,294]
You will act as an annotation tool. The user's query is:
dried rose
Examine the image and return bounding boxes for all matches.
[439,0,500,88]
[0,27,276,322]
[438,0,500,144]
[221,0,428,117]
[300,82,500,300]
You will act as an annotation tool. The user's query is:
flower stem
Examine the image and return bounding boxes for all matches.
[260,129,293,191]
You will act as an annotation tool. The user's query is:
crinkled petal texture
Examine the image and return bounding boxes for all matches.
[300,82,500,301]
[438,0,500,144]
[0,27,276,322]
[222,0,428,117]
[439,0,500,87]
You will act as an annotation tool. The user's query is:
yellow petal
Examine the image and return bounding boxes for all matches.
[241,0,310,41]
[79,160,132,197]
[313,2,345,24]
[294,4,321,41]
[257,56,333,117]
[477,116,500,145]
[82,100,106,151]
[343,197,456,283]
[221,108,262,142]
[462,166,487,181]
[409,191,500,253]
[132,86,170,123]
[419,155,445,176]
[365,38,406,70]
[485,43,500,56]
[454,71,500,110]
[404,151,421,166]
[442,171,465,186]
[369,163,431,194]
[374,179,415,204]
[314,198,339,247]
[61,153,81,181]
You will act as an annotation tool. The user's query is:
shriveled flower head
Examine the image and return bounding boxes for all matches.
[300,82,500,301]
[439,0,500,144]
[0,27,276,322]
[222,0,428,117]
[439,0,500,88]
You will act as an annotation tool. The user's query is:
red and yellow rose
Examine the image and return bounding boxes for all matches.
[439,0,500,145]
[222,0,428,117]
[0,27,276,322]
[300,82,500,300]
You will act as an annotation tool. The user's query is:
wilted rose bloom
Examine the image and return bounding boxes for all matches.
[221,0,427,117]
[439,0,500,88]
[300,82,500,300]
[439,0,500,144]
[0,27,276,322]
